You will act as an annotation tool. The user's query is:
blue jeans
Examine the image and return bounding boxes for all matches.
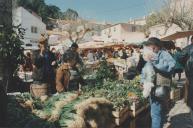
[150,96,167,128]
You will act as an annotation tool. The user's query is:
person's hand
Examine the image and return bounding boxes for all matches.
[51,61,56,66]
[32,64,36,69]
[40,45,45,56]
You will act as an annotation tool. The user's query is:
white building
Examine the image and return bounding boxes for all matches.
[148,24,189,48]
[12,7,46,49]
[128,17,146,26]
[101,23,145,44]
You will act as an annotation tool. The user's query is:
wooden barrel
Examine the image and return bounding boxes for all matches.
[30,83,48,97]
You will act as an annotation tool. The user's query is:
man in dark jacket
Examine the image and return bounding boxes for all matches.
[32,35,57,93]
[179,36,193,119]
[63,43,84,86]
[63,43,83,67]
[185,53,193,110]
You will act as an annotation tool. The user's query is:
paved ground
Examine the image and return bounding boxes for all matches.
[166,73,193,128]
[167,99,193,128]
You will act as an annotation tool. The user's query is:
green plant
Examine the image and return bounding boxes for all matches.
[96,60,117,83]
[0,25,24,92]
[81,78,145,110]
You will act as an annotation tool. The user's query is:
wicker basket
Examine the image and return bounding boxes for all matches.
[30,83,48,97]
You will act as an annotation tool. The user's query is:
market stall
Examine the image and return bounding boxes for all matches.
[7,77,148,128]
[7,57,184,128]
[161,31,193,41]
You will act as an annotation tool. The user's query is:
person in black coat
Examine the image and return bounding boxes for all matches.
[32,35,57,93]
[179,37,193,114]
[63,43,85,86]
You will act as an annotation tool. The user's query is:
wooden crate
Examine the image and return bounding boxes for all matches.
[111,102,149,127]
[170,88,181,101]
[112,107,130,126]
[128,102,150,118]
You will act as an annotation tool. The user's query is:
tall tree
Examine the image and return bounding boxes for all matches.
[145,0,193,34]
[62,9,79,20]
[61,20,92,44]
[17,0,62,23]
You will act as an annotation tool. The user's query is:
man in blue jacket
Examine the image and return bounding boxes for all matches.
[142,37,176,128]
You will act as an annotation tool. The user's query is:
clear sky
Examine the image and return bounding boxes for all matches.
[45,0,163,23]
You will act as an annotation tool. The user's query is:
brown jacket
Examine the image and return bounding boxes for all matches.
[56,63,70,93]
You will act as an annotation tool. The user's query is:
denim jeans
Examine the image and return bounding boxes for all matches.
[150,96,168,128]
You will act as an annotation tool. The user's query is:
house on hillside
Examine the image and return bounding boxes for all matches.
[12,7,46,50]
[128,17,146,26]
[101,23,145,44]
[148,24,189,48]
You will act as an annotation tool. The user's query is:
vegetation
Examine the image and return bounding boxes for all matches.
[144,0,193,35]
[0,25,24,92]
[17,0,79,24]
[82,78,145,110]
[7,76,144,127]
[95,60,117,83]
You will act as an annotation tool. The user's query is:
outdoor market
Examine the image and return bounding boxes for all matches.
[1,0,193,128]
[0,31,191,128]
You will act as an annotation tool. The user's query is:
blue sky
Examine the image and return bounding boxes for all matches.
[45,0,163,23]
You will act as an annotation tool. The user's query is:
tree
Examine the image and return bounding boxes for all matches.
[145,0,193,34]
[0,25,25,93]
[63,20,92,44]
[17,0,62,24]
[62,9,79,21]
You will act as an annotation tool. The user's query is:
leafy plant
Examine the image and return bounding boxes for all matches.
[0,25,25,92]
[95,60,117,83]
[81,78,145,110]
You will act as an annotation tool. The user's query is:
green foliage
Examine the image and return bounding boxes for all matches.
[17,0,61,23]
[7,92,82,128]
[7,94,56,128]
[146,13,164,28]
[17,0,79,25]
[96,60,117,83]
[0,25,24,75]
[81,78,145,110]
[62,9,79,20]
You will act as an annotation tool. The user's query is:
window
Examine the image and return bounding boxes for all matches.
[31,26,38,33]
[30,40,38,44]
[131,26,136,32]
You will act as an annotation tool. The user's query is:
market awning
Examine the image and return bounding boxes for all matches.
[79,41,122,49]
[161,31,193,41]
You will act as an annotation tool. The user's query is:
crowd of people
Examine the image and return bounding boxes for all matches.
[15,35,193,128]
